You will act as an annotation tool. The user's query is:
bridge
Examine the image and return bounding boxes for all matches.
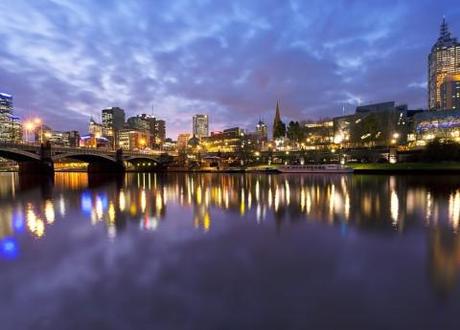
[0,142,176,175]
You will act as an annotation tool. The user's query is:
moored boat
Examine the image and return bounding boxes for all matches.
[277,164,353,173]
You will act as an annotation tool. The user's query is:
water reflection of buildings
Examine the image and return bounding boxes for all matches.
[1,172,460,294]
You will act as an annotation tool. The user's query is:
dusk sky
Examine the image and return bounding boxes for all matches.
[1,0,459,138]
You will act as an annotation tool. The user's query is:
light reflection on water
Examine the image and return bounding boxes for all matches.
[1,172,460,327]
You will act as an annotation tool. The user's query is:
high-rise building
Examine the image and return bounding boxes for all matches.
[127,114,165,148]
[193,114,209,139]
[102,107,125,130]
[0,93,22,143]
[102,107,125,148]
[428,18,460,109]
[0,93,13,114]
[441,73,460,110]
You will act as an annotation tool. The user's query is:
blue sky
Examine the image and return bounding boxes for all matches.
[0,0,459,138]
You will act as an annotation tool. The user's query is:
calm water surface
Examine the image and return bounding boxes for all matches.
[1,172,460,329]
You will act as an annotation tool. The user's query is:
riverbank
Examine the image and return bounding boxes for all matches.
[350,162,460,173]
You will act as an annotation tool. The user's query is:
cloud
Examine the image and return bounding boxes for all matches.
[0,0,458,138]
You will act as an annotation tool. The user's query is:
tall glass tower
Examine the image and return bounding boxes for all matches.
[428,18,460,109]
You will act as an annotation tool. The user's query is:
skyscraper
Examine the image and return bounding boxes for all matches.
[273,100,286,139]
[102,107,125,148]
[0,93,22,142]
[428,18,460,109]
[102,107,125,130]
[193,114,209,139]
[0,93,13,114]
[441,73,460,110]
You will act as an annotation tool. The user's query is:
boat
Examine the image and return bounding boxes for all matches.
[277,164,354,173]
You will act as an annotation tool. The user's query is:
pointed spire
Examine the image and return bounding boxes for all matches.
[440,16,450,40]
[275,100,281,122]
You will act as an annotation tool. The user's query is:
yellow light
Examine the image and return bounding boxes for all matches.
[33,118,42,125]
[44,200,55,224]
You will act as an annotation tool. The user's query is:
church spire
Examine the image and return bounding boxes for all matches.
[274,100,281,122]
[273,100,286,139]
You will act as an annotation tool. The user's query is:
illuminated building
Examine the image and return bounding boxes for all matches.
[332,102,413,148]
[0,93,22,143]
[177,133,191,150]
[102,107,125,148]
[80,134,110,148]
[192,114,209,139]
[118,129,152,151]
[102,107,125,130]
[202,127,257,153]
[302,119,334,150]
[0,93,13,114]
[441,74,460,110]
[412,109,460,146]
[88,117,110,138]
[256,120,268,141]
[428,18,460,110]
[127,114,166,147]
[41,127,80,147]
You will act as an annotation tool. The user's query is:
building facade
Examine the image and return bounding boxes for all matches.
[102,107,125,148]
[0,93,22,143]
[428,18,460,109]
[441,73,460,110]
[118,129,152,151]
[192,114,209,139]
[177,133,191,150]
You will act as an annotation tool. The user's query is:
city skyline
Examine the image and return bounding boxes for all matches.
[0,1,459,138]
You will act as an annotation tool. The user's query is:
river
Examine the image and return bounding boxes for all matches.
[0,172,459,329]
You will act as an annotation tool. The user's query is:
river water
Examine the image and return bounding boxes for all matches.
[0,172,460,329]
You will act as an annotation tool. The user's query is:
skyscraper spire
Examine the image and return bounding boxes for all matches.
[440,16,450,41]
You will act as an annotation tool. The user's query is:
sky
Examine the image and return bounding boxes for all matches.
[0,0,459,139]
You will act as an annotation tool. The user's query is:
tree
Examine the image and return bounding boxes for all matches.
[287,121,304,142]
[273,121,286,139]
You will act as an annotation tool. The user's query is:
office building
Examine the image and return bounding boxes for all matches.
[118,129,152,151]
[0,93,22,143]
[0,93,13,114]
[102,107,125,130]
[193,114,209,139]
[428,18,460,109]
[441,73,460,110]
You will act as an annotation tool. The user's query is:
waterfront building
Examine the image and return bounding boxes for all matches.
[440,73,460,110]
[428,18,460,109]
[177,133,191,150]
[80,134,110,148]
[102,107,125,130]
[332,102,412,149]
[42,127,80,147]
[89,117,111,138]
[102,107,125,148]
[0,93,13,114]
[193,114,209,139]
[0,93,22,143]
[127,114,166,148]
[202,127,257,153]
[118,129,152,151]
[302,119,334,150]
[411,109,460,146]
